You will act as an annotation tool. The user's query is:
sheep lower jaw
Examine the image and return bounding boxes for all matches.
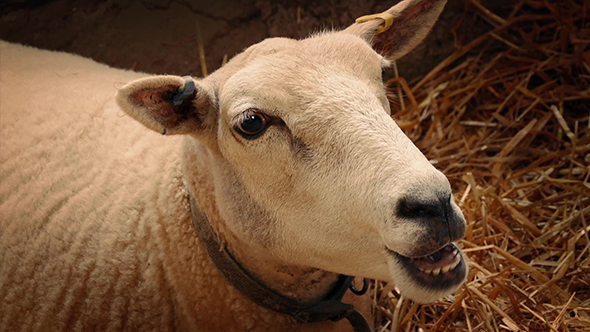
[386,243,467,301]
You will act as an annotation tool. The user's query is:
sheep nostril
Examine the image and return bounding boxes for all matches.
[396,195,446,220]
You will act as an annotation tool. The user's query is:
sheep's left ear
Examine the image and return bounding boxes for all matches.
[344,0,447,60]
[116,75,216,136]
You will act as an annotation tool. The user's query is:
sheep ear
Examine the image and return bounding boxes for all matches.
[115,75,216,136]
[344,0,447,60]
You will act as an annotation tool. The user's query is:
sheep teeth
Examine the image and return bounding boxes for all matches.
[418,253,462,276]
[416,251,462,276]
[447,254,461,271]
[441,265,452,274]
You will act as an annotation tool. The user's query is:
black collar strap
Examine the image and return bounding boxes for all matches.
[188,192,372,332]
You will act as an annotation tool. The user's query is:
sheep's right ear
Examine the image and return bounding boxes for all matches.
[116,75,216,136]
[344,0,447,60]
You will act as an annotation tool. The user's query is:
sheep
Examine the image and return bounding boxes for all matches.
[0,0,468,331]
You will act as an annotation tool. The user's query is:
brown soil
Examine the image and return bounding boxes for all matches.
[0,0,509,81]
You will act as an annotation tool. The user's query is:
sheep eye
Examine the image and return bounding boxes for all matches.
[236,110,268,137]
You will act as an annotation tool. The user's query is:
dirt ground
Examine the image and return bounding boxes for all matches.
[0,0,509,81]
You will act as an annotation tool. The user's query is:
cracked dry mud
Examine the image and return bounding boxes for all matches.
[0,0,509,81]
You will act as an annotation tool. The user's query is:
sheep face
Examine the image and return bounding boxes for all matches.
[117,0,467,303]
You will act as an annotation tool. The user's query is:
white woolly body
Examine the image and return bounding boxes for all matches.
[0,41,298,332]
[0,40,370,332]
[0,41,183,330]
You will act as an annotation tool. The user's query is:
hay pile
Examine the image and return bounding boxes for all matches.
[378,0,590,331]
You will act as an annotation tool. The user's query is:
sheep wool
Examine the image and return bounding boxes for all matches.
[0,41,360,332]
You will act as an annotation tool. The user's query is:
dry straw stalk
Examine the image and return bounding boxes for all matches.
[377,0,590,331]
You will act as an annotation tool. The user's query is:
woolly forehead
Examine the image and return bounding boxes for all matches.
[218,33,391,125]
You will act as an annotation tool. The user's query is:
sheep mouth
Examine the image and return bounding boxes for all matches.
[387,243,466,289]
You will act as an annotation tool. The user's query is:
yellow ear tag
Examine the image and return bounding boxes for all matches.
[355,13,394,35]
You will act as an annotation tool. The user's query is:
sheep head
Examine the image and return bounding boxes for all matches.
[116,0,467,303]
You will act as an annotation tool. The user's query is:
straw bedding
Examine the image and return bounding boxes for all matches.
[375,0,590,331]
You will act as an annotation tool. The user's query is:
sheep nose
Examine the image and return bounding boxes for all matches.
[396,193,466,255]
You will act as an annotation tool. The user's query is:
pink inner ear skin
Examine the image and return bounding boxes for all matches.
[372,0,443,58]
[129,84,193,129]
[130,85,178,107]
